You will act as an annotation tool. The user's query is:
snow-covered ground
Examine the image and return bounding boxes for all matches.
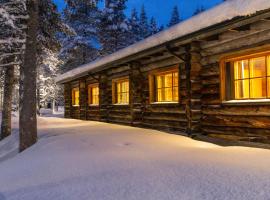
[0,114,270,200]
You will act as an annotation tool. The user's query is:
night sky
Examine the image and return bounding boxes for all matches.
[53,0,223,26]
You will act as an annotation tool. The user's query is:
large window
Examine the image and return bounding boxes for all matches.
[72,88,80,106]
[112,78,129,104]
[149,68,179,103]
[222,52,270,101]
[88,84,99,105]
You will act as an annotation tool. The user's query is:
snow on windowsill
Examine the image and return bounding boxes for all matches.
[113,103,129,106]
[222,99,270,105]
[151,102,179,105]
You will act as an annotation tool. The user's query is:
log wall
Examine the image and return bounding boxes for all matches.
[64,15,270,144]
[200,19,270,143]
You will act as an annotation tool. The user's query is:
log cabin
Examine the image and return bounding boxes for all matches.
[56,0,270,146]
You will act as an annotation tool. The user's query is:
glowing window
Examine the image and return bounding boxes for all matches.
[72,88,80,106]
[154,71,179,102]
[113,79,129,104]
[88,84,99,105]
[223,53,270,100]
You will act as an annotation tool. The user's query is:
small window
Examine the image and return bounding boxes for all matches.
[112,78,129,104]
[88,84,99,105]
[150,69,179,103]
[72,88,80,106]
[222,52,270,101]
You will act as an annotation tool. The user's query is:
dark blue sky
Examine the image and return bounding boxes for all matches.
[53,0,223,26]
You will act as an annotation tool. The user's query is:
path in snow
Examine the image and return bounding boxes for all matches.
[0,116,270,200]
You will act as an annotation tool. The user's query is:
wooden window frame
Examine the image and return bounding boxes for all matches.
[220,49,270,104]
[149,66,179,104]
[88,83,99,106]
[72,87,80,107]
[112,77,130,105]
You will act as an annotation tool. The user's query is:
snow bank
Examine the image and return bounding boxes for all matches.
[0,117,270,200]
[0,113,19,162]
[56,0,270,83]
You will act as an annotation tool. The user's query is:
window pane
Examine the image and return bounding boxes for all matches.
[250,57,266,78]
[157,89,162,102]
[164,88,172,101]
[125,81,129,92]
[115,80,129,104]
[164,73,172,88]
[268,78,270,98]
[235,80,249,99]
[234,60,249,80]
[267,56,270,76]
[156,76,163,89]
[250,78,267,98]
[88,87,91,104]
[73,89,79,105]
[117,83,121,93]
[173,72,178,86]
[124,92,129,104]
[117,93,121,103]
[154,71,178,102]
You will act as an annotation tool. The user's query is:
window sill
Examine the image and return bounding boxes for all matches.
[150,102,179,105]
[89,104,99,107]
[222,99,270,106]
[113,103,130,106]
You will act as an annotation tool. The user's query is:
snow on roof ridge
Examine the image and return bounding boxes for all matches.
[56,0,270,83]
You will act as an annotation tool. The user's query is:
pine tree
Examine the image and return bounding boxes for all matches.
[159,25,164,32]
[149,17,159,36]
[98,0,130,56]
[193,6,206,16]
[19,0,39,152]
[0,0,26,140]
[128,8,141,44]
[139,5,149,39]
[1,64,15,140]
[37,0,67,113]
[0,0,26,65]
[61,0,100,72]
[168,5,181,27]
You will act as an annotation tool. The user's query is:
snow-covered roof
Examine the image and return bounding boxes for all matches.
[56,0,270,83]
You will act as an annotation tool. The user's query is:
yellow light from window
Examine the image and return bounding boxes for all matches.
[233,55,269,99]
[155,71,178,102]
[88,85,99,105]
[116,80,129,104]
[72,88,80,106]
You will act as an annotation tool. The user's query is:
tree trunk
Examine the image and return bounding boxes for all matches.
[19,0,39,152]
[36,84,40,116]
[52,99,55,114]
[1,65,15,140]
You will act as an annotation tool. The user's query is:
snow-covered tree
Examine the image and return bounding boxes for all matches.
[128,8,141,44]
[193,6,206,16]
[61,0,100,72]
[139,5,149,39]
[0,0,26,140]
[149,17,159,36]
[37,0,67,112]
[38,48,63,110]
[168,5,181,27]
[0,0,26,66]
[98,0,130,56]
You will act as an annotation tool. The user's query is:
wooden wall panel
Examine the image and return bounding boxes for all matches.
[200,19,270,144]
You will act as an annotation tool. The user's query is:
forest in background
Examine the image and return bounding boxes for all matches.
[0,0,208,150]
